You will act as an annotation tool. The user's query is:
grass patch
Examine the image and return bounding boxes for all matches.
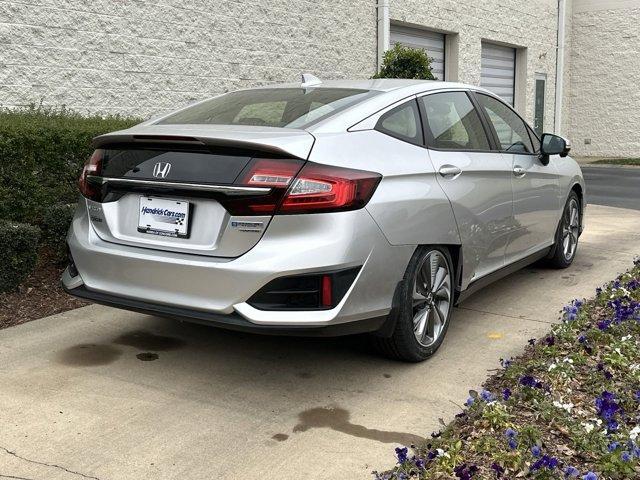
[376,260,640,480]
[592,158,640,166]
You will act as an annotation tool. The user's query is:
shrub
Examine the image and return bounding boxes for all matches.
[40,203,77,263]
[0,221,40,292]
[0,105,139,226]
[373,43,436,80]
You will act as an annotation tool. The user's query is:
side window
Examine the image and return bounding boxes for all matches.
[375,100,423,145]
[419,92,490,151]
[527,125,541,153]
[476,94,534,154]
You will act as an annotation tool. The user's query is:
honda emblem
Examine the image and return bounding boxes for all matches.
[152,162,171,179]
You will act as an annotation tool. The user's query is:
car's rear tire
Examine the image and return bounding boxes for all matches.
[372,245,454,362]
[547,191,581,269]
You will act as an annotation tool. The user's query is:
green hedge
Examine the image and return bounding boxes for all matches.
[0,106,140,226]
[0,221,40,292]
[0,106,140,283]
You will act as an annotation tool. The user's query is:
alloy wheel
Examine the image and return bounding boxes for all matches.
[562,198,580,261]
[412,250,452,347]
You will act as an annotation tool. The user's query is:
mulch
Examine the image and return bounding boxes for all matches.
[0,252,88,330]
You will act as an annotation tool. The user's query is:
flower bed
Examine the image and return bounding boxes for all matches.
[376,259,640,480]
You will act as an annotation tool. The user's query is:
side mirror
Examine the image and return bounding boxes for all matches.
[540,133,571,163]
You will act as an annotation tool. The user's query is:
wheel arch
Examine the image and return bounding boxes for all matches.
[570,182,585,235]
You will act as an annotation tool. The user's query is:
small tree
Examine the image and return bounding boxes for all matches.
[373,43,435,80]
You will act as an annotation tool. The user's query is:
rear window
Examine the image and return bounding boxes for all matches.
[157,88,379,128]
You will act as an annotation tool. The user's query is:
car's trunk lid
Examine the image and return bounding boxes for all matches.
[87,126,314,258]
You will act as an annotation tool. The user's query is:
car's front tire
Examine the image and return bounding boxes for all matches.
[548,191,581,269]
[373,246,454,362]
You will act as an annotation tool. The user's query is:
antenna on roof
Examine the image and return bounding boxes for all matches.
[301,73,322,88]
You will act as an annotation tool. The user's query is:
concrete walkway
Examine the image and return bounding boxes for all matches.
[1,204,639,480]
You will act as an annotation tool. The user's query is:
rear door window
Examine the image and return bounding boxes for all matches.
[419,92,490,151]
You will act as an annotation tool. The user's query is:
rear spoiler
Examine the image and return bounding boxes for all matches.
[93,127,315,160]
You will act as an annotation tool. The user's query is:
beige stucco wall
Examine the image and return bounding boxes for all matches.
[564,0,640,157]
[0,0,376,117]
[389,0,560,133]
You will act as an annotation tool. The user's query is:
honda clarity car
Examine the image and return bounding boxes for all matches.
[63,77,585,362]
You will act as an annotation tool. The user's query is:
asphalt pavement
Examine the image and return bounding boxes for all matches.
[582,165,639,210]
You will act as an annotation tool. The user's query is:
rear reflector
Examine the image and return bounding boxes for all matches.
[321,275,333,307]
[247,267,360,311]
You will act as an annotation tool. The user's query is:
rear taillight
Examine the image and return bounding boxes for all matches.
[279,163,381,214]
[221,158,304,215]
[78,149,103,201]
[223,159,380,216]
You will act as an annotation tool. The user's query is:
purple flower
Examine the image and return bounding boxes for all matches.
[502,388,512,401]
[505,428,517,439]
[453,463,478,480]
[582,472,597,480]
[634,391,640,402]
[465,397,475,407]
[395,446,408,463]
[544,335,555,346]
[597,319,611,331]
[531,445,542,457]
[508,438,518,450]
[608,441,619,452]
[621,451,632,462]
[564,466,580,478]
[531,454,558,471]
[480,389,495,402]
[627,279,640,290]
[578,334,587,343]
[595,391,621,421]
[596,287,603,295]
[414,457,426,469]
[520,375,543,389]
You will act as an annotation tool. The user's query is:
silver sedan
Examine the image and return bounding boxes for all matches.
[63,77,585,362]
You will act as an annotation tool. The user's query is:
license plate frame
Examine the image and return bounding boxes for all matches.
[137,196,192,238]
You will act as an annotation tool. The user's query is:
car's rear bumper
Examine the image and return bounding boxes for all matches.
[64,202,414,329]
[62,281,388,336]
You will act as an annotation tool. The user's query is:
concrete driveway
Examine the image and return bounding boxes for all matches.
[1,204,639,480]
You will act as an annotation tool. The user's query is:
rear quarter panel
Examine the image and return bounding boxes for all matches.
[552,155,587,230]
[307,131,460,247]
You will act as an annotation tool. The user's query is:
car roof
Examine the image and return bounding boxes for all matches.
[257,78,478,94]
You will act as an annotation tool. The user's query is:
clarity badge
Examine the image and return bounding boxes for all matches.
[231,220,264,232]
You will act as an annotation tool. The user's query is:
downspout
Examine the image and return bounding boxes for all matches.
[554,0,566,135]
[376,0,390,72]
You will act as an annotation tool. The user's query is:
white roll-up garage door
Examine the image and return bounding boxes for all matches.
[390,25,445,80]
[480,43,516,105]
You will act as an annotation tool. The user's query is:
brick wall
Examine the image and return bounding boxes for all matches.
[565,1,640,157]
[390,0,560,133]
[0,0,376,117]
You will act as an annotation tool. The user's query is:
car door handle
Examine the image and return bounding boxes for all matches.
[438,165,462,178]
[513,166,526,177]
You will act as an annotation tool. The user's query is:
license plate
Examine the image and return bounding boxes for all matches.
[138,197,190,238]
